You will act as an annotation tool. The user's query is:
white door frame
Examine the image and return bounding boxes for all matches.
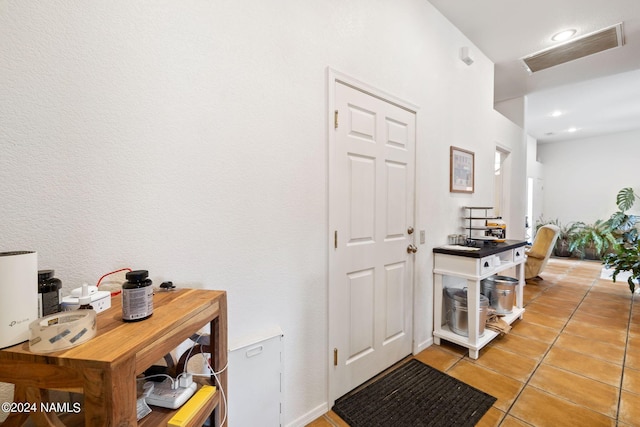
[326,67,420,405]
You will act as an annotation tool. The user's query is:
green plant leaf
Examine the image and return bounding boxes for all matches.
[617,187,637,211]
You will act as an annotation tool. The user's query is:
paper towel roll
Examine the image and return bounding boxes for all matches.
[0,251,38,349]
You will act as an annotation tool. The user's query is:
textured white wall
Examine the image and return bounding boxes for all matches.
[538,129,640,225]
[0,0,525,424]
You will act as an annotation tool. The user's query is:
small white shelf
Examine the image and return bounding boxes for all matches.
[433,307,525,359]
[432,240,527,359]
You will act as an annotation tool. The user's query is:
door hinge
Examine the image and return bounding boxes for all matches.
[334,230,338,249]
[334,110,339,129]
[334,348,338,366]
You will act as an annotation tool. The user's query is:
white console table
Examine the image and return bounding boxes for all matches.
[433,240,527,359]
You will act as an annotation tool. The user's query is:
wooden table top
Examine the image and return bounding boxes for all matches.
[0,288,225,368]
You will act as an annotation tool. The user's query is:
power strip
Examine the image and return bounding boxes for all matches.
[61,291,112,313]
[145,379,197,410]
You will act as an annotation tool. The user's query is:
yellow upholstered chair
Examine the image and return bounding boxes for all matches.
[525,224,561,280]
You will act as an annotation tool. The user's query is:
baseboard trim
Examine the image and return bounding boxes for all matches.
[414,337,434,354]
[285,402,329,427]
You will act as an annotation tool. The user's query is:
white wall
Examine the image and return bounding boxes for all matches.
[0,1,526,424]
[537,129,640,225]
[495,96,525,129]
[526,134,545,232]
[494,113,528,239]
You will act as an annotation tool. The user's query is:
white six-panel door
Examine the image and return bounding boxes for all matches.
[329,77,417,401]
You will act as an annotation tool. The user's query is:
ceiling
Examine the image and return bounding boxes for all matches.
[428,0,640,143]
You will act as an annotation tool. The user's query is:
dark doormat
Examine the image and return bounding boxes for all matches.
[332,359,496,426]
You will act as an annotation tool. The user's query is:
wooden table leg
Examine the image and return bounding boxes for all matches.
[82,360,136,426]
[2,384,29,427]
[212,295,228,427]
[2,386,65,427]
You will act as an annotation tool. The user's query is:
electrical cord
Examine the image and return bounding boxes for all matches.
[96,267,132,296]
[136,373,177,389]
[181,332,228,426]
[137,333,227,423]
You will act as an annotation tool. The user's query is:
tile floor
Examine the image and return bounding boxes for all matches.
[309,258,640,426]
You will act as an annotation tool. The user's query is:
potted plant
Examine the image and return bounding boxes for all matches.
[534,216,559,233]
[603,242,640,292]
[603,187,640,292]
[569,219,617,260]
[606,187,639,245]
[534,217,582,258]
[554,221,582,257]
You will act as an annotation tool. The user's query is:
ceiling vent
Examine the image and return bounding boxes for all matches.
[521,23,624,73]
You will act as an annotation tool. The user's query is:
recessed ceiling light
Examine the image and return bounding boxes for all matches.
[567,127,579,133]
[552,29,577,42]
[550,110,563,117]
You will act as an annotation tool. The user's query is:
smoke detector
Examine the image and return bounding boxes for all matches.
[521,23,624,73]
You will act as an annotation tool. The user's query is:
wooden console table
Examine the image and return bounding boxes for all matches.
[433,240,526,359]
[0,288,227,427]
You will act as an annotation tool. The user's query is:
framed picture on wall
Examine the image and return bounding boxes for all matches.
[450,146,474,193]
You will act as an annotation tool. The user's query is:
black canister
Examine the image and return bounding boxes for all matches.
[122,270,154,322]
[38,270,61,317]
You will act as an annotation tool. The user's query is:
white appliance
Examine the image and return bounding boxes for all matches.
[0,251,38,349]
[229,328,283,427]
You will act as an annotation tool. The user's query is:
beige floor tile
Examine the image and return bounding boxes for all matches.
[554,333,625,365]
[534,278,560,286]
[523,301,574,321]
[523,289,544,306]
[619,390,640,426]
[471,346,538,382]
[544,284,588,300]
[446,360,523,412]
[540,287,588,303]
[528,364,619,417]
[579,296,631,311]
[509,387,615,427]
[629,322,640,338]
[325,411,349,427]
[529,293,582,309]
[577,309,630,324]
[629,310,640,337]
[553,282,591,291]
[591,281,635,297]
[524,281,555,293]
[306,416,335,427]
[543,346,623,387]
[581,301,632,314]
[500,415,536,426]
[521,307,570,330]
[510,319,560,344]
[624,336,640,367]
[434,339,470,356]
[413,346,461,372]
[563,318,628,346]
[475,406,504,427]
[570,309,629,330]
[541,284,587,298]
[630,309,640,322]
[489,332,551,361]
[622,366,640,394]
